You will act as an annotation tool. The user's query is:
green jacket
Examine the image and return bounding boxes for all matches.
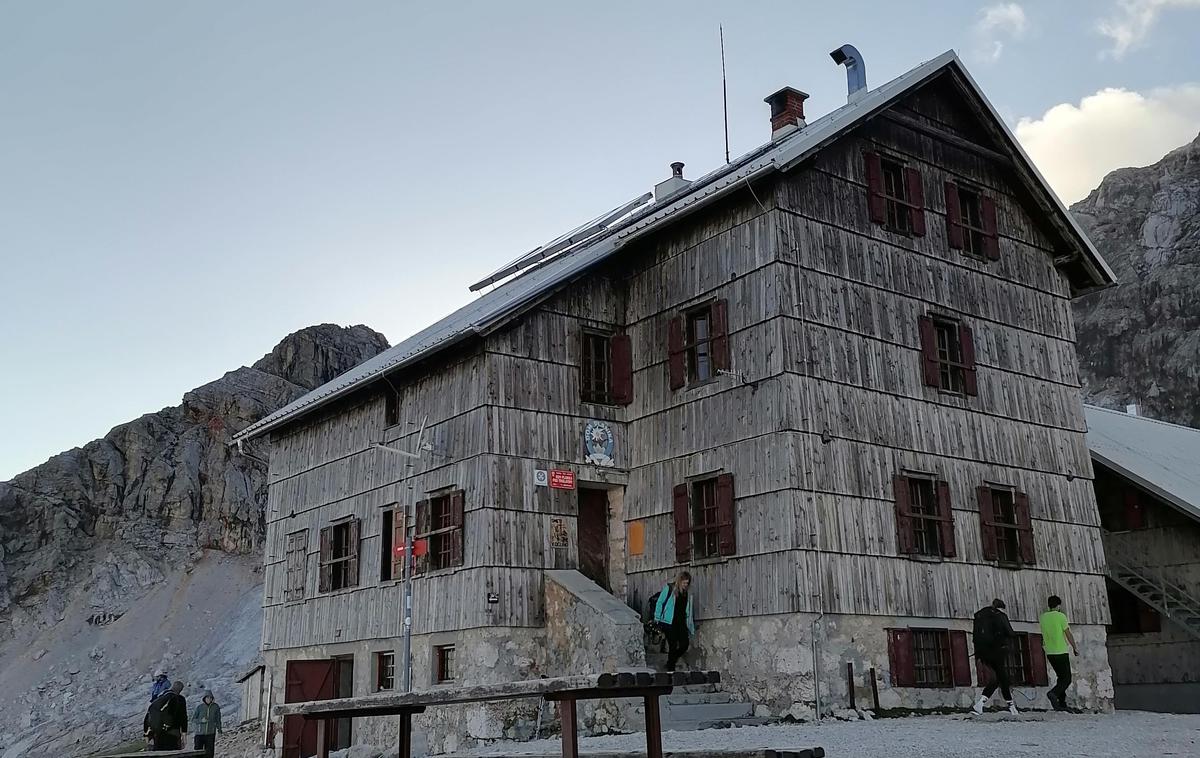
[192,702,222,735]
[653,584,696,637]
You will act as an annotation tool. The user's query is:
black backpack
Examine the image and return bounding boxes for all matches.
[146,692,178,732]
[973,607,1002,650]
[645,590,662,621]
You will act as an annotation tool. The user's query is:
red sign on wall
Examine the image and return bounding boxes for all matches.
[549,469,576,490]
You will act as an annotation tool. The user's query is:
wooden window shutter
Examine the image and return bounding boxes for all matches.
[936,479,957,558]
[716,473,737,556]
[1015,491,1036,564]
[667,316,686,390]
[610,333,634,405]
[906,167,926,236]
[346,519,361,588]
[391,512,406,580]
[892,475,915,555]
[1123,491,1146,530]
[449,490,465,567]
[918,316,940,388]
[959,323,978,397]
[977,487,999,560]
[864,152,886,225]
[711,299,731,372]
[887,629,916,687]
[672,483,691,564]
[949,630,971,686]
[1028,634,1049,686]
[981,196,1000,260]
[413,499,431,575]
[944,181,964,249]
[318,526,332,593]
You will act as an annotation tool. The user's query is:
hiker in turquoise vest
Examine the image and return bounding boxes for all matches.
[191,690,222,757]
[653,571,696,671]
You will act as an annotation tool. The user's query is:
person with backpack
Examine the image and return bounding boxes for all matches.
[1040,595,1079,711]
[144,680,188,750]
[971,598,1018,716]
[192,690,222,757]
[652,571,696,672]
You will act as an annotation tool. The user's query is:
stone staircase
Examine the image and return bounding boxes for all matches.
[644,651,767,731]
[1108,559,1200,641]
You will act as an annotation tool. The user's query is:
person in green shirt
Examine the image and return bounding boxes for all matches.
[1040,595,1079,711]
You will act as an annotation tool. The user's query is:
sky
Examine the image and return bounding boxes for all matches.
[2,0,1199,480]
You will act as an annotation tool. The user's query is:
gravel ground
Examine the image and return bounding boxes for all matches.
[457,711,1200,758]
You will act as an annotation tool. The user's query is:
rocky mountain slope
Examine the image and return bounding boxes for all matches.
[1072,133,1200,426]
[0,324,388,757]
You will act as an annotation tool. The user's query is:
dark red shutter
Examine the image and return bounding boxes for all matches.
[673,483,691,563]
[716,473,736,556]
[936,479,957,558]
[893,475,915,555]
[918,316,940,388]
[949,630,971,686]
[865,152,886,225]
[1123,491,1146,530]
[711,300,730,372]
[346,518,361,588]
[959,323,978,396]
[449,490,465,567]
[391,511,406,580]
[1138,600,1161,633]
[888,629,916,687]
[981,196,1000,260]
[1028,634,1049,686]
[978,487,998,560]
[944,181,964,249]
[1015,492,1036,564]
[318,526,332,593]
[610,333,633,405]
[413,499,431,575]
[668,316,686,390]
[906,167,926,236]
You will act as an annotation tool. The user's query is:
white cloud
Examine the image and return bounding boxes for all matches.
[1097,0,1200,58]
[972,3,1028,62]
[1014,84,1200,204]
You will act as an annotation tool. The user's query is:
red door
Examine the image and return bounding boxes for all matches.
[283,660,336,758]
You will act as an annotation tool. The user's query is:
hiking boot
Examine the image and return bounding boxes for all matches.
[971,695,987,715]
[1007,701,1019,716]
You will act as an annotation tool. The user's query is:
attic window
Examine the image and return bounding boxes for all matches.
[865,152,926,236]
[945,181,999,260]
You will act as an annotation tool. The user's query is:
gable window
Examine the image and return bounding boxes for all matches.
[435,645,456,683]
[673,473,736,562]
[385,391,400,427]
[375,651,395,691]
[284,530,308,602]
[381,507,406,582]
[977,632,1048,687]
[977,486,1036,565]
[918,315,977,396]
[319,518,361,593]
[581,331,633,405]
[668,300,730,390]
[893,474,956,558]
[945,181,999,260]
[865,152,926,236]
[888,628,971,688]
[415,491,465,573]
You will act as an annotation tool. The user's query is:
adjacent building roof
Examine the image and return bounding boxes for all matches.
[234,50,1116,443]
[1085,405,1200,523]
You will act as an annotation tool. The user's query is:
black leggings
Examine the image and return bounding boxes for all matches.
[979,650,1013,701]
[662,624,690,670]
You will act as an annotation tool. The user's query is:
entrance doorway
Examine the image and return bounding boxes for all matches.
[578,487,610,590]
[282,660,335,758]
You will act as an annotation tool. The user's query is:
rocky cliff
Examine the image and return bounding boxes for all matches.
[0,324,388,757]
[1072,133,1200,426]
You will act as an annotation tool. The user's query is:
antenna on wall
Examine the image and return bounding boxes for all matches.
[720,24,730,164]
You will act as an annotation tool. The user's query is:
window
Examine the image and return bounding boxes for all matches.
[435,645,456,683]
[284,530,308,602]
[385,391,399,427]
[865,152,926,236]
[893,475,956,558]
[375,652,395,691]
[672,474,736,562]
[581,331,612,404]
[945,181,999,260]
[381,508,406,582]
[1107,579,1161,634]
[888,628,970,688]
[668,300,730,390]
[918,315,977,396]
[977,632,1048,687]
[318,519,360,593]
[415,491,464,573]
[977,486,1036,565]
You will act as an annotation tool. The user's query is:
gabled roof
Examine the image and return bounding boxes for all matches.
[1085,405,1200,523]
[234,50,1115,443]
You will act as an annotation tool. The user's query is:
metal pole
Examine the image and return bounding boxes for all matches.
[402,509,414,691]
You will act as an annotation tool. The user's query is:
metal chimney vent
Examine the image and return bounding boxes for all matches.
[830,44,867,102]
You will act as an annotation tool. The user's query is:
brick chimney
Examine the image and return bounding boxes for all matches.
[764,87,809,139]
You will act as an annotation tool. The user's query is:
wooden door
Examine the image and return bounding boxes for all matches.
[283,659,335,758]
[578,488,610,591]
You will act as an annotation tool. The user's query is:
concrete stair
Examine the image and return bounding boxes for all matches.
[643,652,766,731]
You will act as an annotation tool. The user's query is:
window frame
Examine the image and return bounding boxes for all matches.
[580,329,614,405]
[932,318,967,395]
[879,156,913,234]
[690,477,721,560]
[906,477,944,557]
[375,651,396,692]
[415,490,465,574]
[955,185,989,258]
[911,628,953,688]
[384,390,400,428]
[435,644,456,684]
[989,488,1021,565]
[685,305,716,385]
[319,519,361,593]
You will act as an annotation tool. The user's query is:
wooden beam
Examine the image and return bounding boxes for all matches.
[883,111,1011,164]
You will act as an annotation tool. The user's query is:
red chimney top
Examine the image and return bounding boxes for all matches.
[764,87,809,139]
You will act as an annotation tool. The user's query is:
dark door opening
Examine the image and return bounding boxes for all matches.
[282,659,335,758]
[578,487,610,591]
[332,656,354,750]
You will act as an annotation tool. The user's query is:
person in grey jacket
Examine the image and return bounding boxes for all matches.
[191,690,222,758]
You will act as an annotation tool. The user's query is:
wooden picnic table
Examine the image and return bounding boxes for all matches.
[274,670,723,758]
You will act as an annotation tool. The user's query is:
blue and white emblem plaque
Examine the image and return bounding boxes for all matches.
[583,420,615,467]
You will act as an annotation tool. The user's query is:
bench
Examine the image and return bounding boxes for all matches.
[99,751,206,757]
[274,670,723,758]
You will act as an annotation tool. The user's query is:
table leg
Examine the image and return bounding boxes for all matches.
[560,698,579,758]
[398,710,413,758]
[316,719,329,758]
[643,694,664,758]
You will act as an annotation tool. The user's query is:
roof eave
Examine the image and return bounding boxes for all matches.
[1090,450,1200,525]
